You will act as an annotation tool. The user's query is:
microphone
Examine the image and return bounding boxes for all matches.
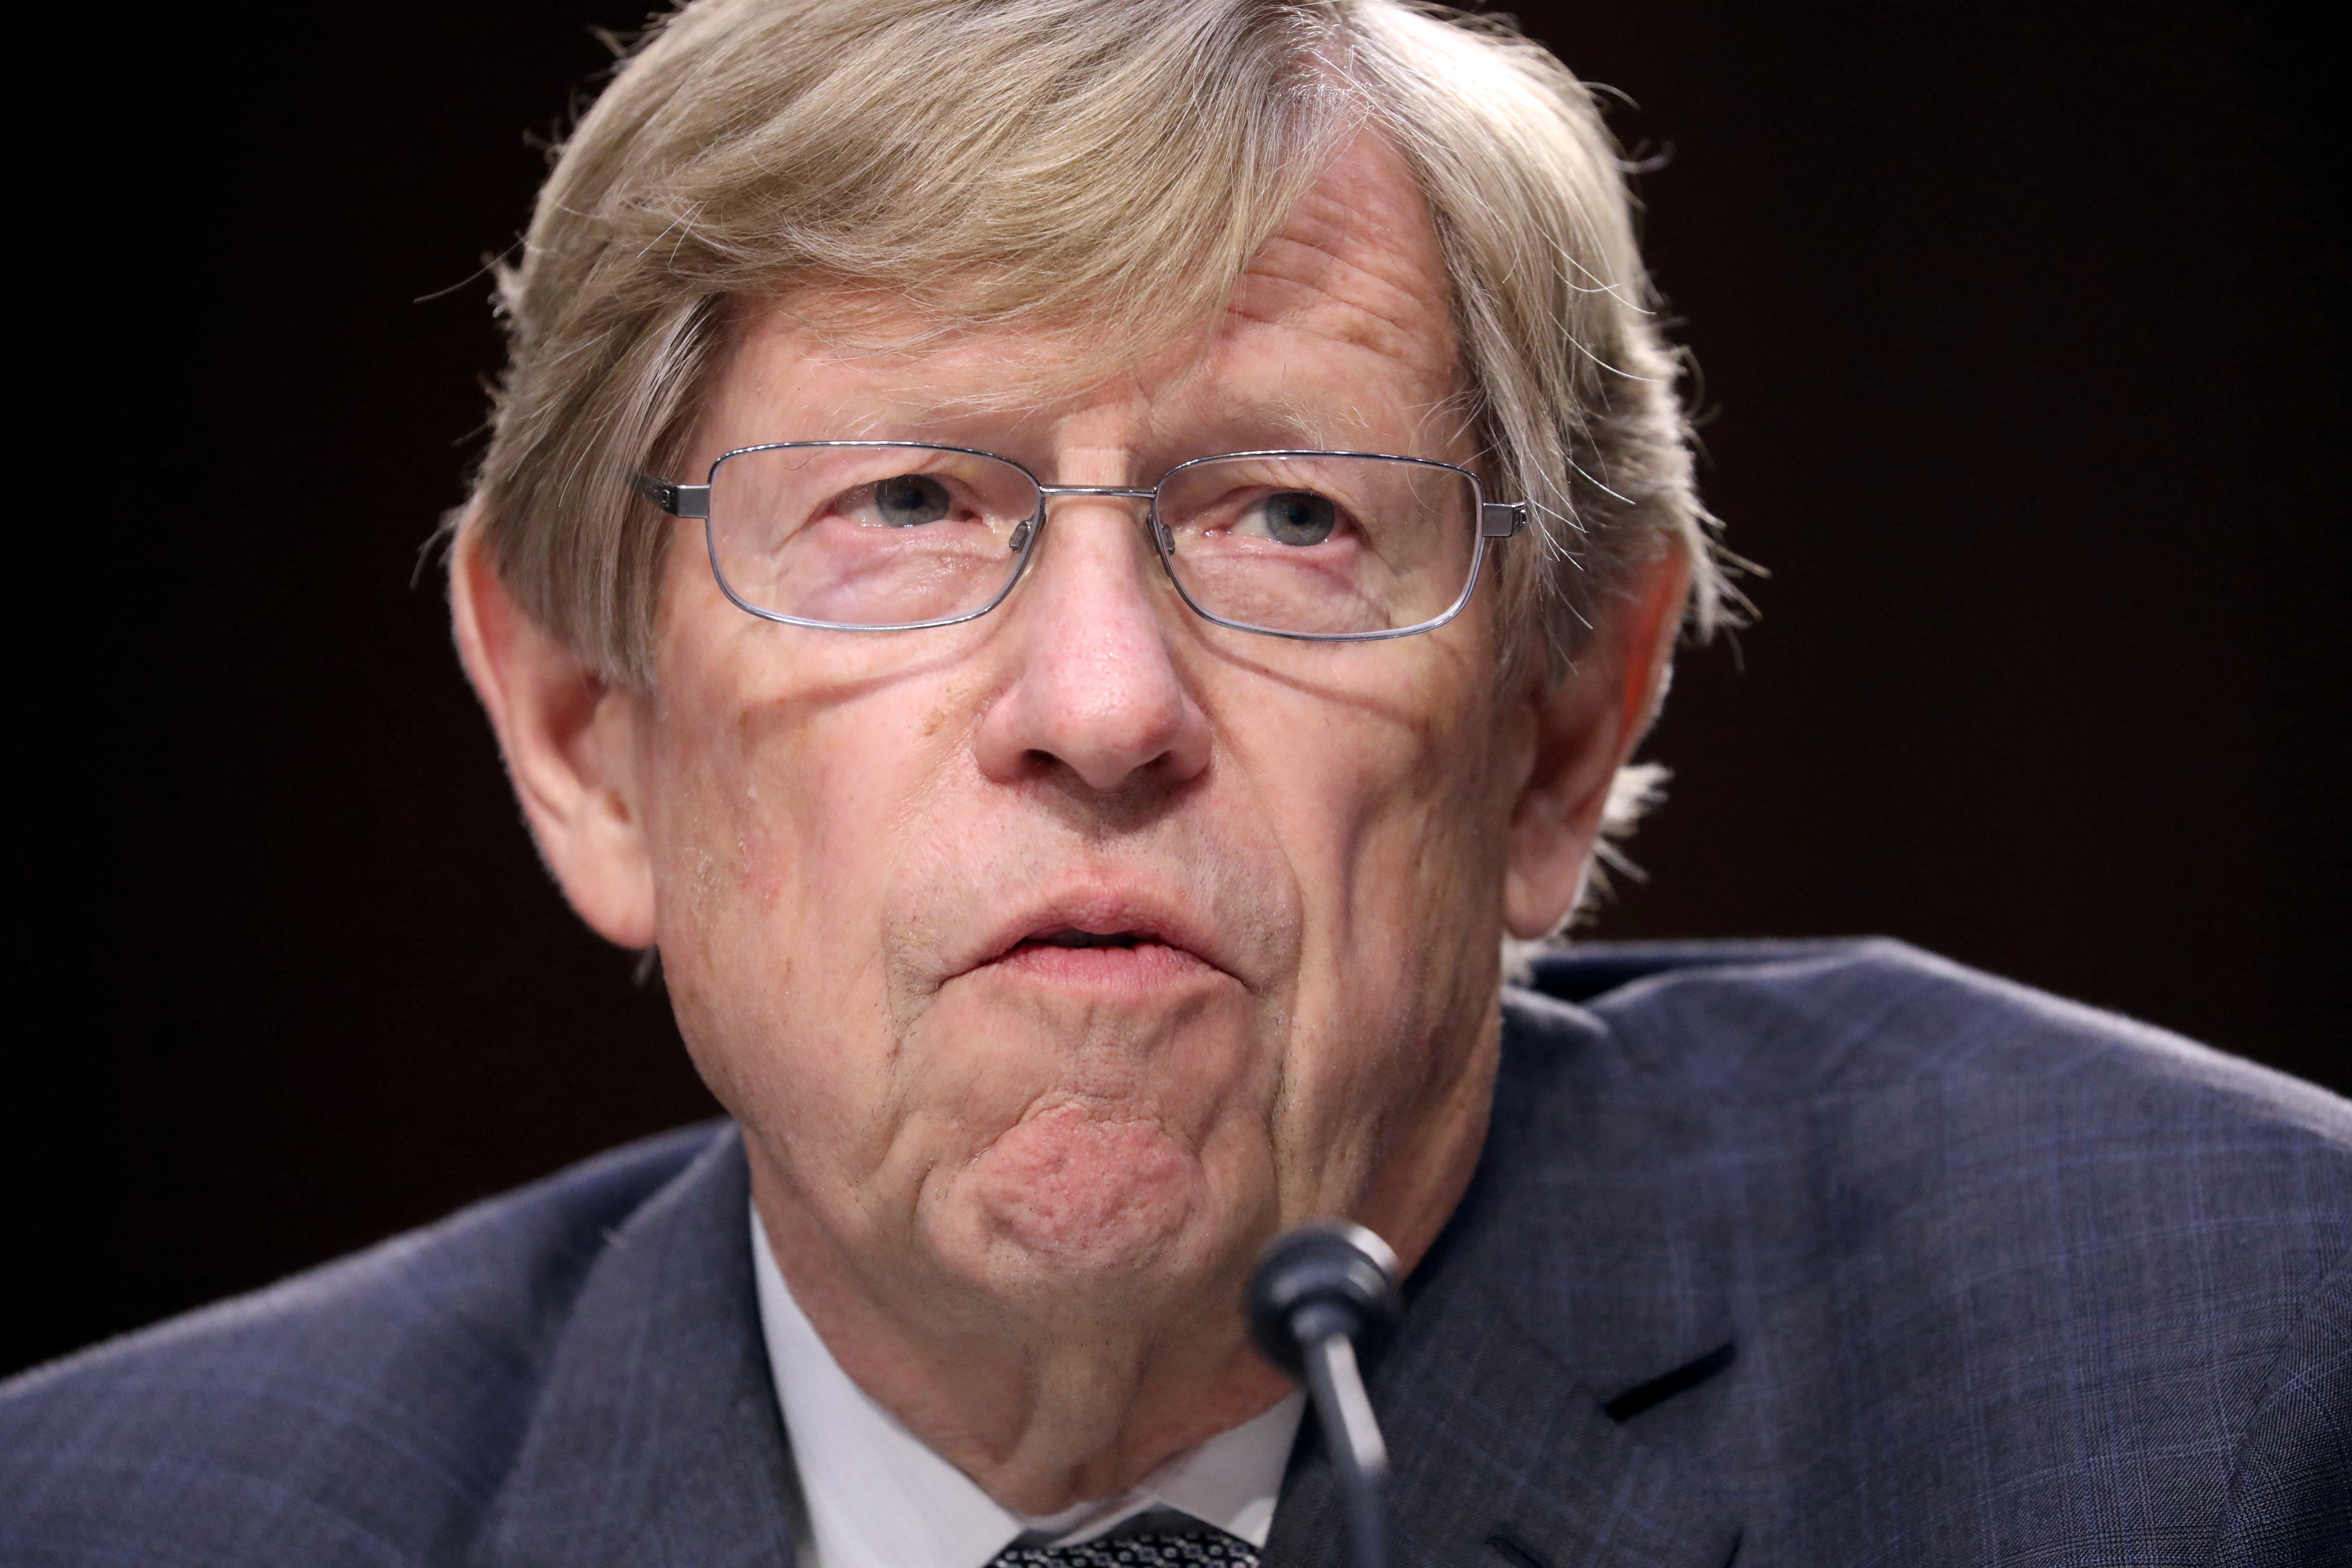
[1247,1221,1403,1568]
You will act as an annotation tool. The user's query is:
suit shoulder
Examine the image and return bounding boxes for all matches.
[0,1122,727,1568]
[1549,936,2351,1144]
[1500,946,2351,1554]
[1503,937,2352,1358]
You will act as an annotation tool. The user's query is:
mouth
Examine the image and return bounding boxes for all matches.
[958,896,1235,993]
[996,921,1195,969]
[984,927,1214,992]
[1024,928,1151,951]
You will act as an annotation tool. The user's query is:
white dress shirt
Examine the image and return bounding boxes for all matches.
[751,1208,1303,1568]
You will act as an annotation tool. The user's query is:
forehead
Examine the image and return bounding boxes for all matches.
[698,134,1463,463]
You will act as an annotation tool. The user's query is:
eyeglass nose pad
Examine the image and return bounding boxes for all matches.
[1006,496,1161,559]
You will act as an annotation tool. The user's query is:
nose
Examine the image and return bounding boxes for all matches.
[971,497,1213,793]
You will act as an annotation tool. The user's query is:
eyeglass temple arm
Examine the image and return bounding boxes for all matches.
[633,472,711,520]
[1481,501,1528,539]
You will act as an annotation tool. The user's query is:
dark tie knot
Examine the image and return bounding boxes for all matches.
[988,1528,1261,1567]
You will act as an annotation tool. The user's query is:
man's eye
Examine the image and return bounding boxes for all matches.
[1254,490,1338,546]
[869,474,954,526]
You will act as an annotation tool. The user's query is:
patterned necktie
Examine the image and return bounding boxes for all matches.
[987,1528,1261,1567]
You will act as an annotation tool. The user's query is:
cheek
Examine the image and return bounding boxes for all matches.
[635,616,944,1132]
[1236,644,1510,965]
[1213,637,1511,1186]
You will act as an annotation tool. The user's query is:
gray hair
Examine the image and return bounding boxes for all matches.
[466,0,1725,700]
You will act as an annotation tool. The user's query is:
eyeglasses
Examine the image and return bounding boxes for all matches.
[634,442,1528,641]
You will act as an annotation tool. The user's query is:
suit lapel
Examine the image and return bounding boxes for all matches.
[1260,1261,1740,1568]
[472,1128,803,1568]
[1263,990,1746,1568]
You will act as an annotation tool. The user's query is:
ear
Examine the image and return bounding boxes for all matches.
[449,514,658,949]
[1502,544,1693,939]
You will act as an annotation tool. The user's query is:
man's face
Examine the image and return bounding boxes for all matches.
[630,138,1539,1342]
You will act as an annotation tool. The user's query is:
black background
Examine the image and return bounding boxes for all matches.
[18,1,2344,1377]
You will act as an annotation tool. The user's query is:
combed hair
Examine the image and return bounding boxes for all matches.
[467,0,1726,696]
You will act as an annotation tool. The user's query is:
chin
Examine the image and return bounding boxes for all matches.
[957,1103,1217,1288]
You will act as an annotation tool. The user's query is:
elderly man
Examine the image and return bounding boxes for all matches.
[5,1,2345,1563]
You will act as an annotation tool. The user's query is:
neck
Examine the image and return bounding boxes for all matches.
[750,1166,1296,1514]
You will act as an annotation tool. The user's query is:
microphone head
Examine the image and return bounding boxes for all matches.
[1247,1220,1404,1378]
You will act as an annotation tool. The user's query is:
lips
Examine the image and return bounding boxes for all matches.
[957,889,1233,987]
[1031,929,1147,949]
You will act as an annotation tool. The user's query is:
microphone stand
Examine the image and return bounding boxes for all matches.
[1248,1222,1403,1568]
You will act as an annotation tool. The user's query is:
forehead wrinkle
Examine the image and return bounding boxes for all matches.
[733,299,1166,428]
[1219,131,1455,381]
[1224,232,1452,376]
[1175,329,1466,467]
[747,325,1396,468]
[806,351,1451,472]
[1161,385,1378,455]
[1048,383,1441,482]
[719,184,1457,463]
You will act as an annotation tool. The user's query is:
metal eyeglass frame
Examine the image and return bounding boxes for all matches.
[633,441,1531,642]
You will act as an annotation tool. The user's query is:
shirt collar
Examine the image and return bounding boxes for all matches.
[751,1204,1302,1568]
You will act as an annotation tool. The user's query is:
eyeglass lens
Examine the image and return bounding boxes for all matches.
[705,443,1483,636]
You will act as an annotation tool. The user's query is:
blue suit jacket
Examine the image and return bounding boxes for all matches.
[6,940,2347,1565]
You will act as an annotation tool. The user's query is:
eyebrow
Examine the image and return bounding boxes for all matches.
[1148,375,1478,460]
[786,383,1456,476]
[1157,390,1382,455]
